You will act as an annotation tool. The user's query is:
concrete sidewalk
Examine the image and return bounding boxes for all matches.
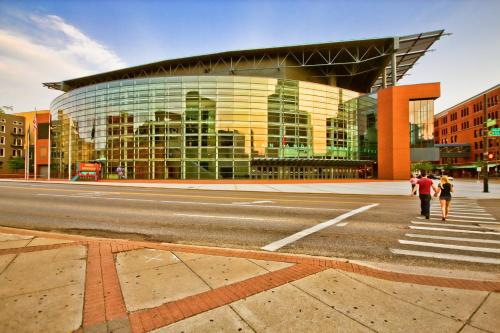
[0,227,498,333]
[2,178,500,199]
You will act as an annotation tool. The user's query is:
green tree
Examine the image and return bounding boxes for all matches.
[411,162,434,174]
[0,106,13,114]
[8,157,25,173]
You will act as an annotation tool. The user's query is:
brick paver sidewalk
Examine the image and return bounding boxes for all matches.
[0,226,498,333]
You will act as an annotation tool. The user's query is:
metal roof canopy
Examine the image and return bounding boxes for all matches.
[44,30,445,94]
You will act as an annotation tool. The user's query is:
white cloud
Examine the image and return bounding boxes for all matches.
[0,14,126,112]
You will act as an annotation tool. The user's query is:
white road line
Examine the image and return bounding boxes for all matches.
[430,214,495,220]
[416,216,500,224]
[261,203,379,252]
[390,248,500,264]
[235,200,274,205]
[430,211,487,214]
[430,210,489,215]
[35,193,348,212]
[411,221,489,229]
[405,233,500,245]
[398,239,500,254]
[409,226,500,236]
[174,213,271,221]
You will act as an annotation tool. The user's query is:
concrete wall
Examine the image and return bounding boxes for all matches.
[377,83,441,180]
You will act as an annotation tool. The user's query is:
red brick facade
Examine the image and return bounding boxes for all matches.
[434,85,500,172]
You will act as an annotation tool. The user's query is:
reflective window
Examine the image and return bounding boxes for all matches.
[50,76,370,179]
[409,99,434,148]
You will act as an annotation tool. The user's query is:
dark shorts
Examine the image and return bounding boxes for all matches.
[439,196,452,201]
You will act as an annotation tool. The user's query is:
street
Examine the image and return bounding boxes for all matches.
[0,180,499,272]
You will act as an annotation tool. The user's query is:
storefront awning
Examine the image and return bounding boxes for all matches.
[450,164,498,169]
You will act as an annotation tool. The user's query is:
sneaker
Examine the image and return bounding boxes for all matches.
[441,217,446,221]
[425,215,430,219]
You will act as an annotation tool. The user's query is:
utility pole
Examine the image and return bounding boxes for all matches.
[68,119,72,181]
[482,93,489,192]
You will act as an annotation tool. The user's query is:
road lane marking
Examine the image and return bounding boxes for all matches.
[35,193,349,212]
[430,210,490,215]
[430,214,495,220]
[174,213,273,221]
[1,183,366,205]
[234,200,274,205]
[416,216,500,224]
[261,203,378,252]
[411,221,491,229]
[390,248,500,265]
[398,239,500,254]
[409,226,500,235]
[405,233,500,245]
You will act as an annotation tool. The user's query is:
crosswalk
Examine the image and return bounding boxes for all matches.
[390,199,500,265]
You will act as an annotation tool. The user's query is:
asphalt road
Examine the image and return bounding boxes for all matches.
[0,180,499,272]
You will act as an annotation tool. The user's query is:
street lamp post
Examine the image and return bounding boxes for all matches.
[482,94,489,193]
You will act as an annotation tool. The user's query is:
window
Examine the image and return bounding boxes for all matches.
[0,125,5,133]
[0,148,3,157]
[0,136,4,144]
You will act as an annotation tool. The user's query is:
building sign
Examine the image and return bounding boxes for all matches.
[78,162,101,180]
[486,118,496,128]
[489,128,500,137]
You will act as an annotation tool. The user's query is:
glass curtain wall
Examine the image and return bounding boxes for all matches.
[50,76,361,179]
[409,99,434,148]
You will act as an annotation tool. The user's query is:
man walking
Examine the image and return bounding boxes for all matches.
[411,171,438,219]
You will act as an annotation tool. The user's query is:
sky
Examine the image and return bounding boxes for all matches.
[0,0,499,113]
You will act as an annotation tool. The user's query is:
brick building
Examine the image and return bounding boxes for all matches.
[0,113,25,175]
[14,110,51,177]
[434,84,500,175]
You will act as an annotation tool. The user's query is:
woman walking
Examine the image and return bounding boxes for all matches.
[410,174,418,192]
[436,176,454,221]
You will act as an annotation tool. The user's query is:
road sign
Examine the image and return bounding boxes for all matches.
[489,128,500,136]
[486,118,496,127]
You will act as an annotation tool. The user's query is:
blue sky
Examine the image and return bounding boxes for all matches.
[1,0,499,112]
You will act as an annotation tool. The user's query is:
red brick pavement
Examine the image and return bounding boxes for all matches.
[0,226,499,333]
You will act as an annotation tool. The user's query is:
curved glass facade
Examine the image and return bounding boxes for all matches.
[50,76,366,179]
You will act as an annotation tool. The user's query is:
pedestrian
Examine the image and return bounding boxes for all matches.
[435,175,454,221]
[411,171,438,219]
[410,174,418,192]
[117,165,124,179]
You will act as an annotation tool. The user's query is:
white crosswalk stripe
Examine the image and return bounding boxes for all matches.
[411,221,495,229]
[391,199,500,265]
[416,216,500,224]
[405,233,500,245]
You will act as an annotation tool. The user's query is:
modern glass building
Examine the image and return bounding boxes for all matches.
[45,30,445,180]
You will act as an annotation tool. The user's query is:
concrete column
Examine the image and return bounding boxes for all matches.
[382,67,387,89]
[391,52,397,86]
[391,37,399,87]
